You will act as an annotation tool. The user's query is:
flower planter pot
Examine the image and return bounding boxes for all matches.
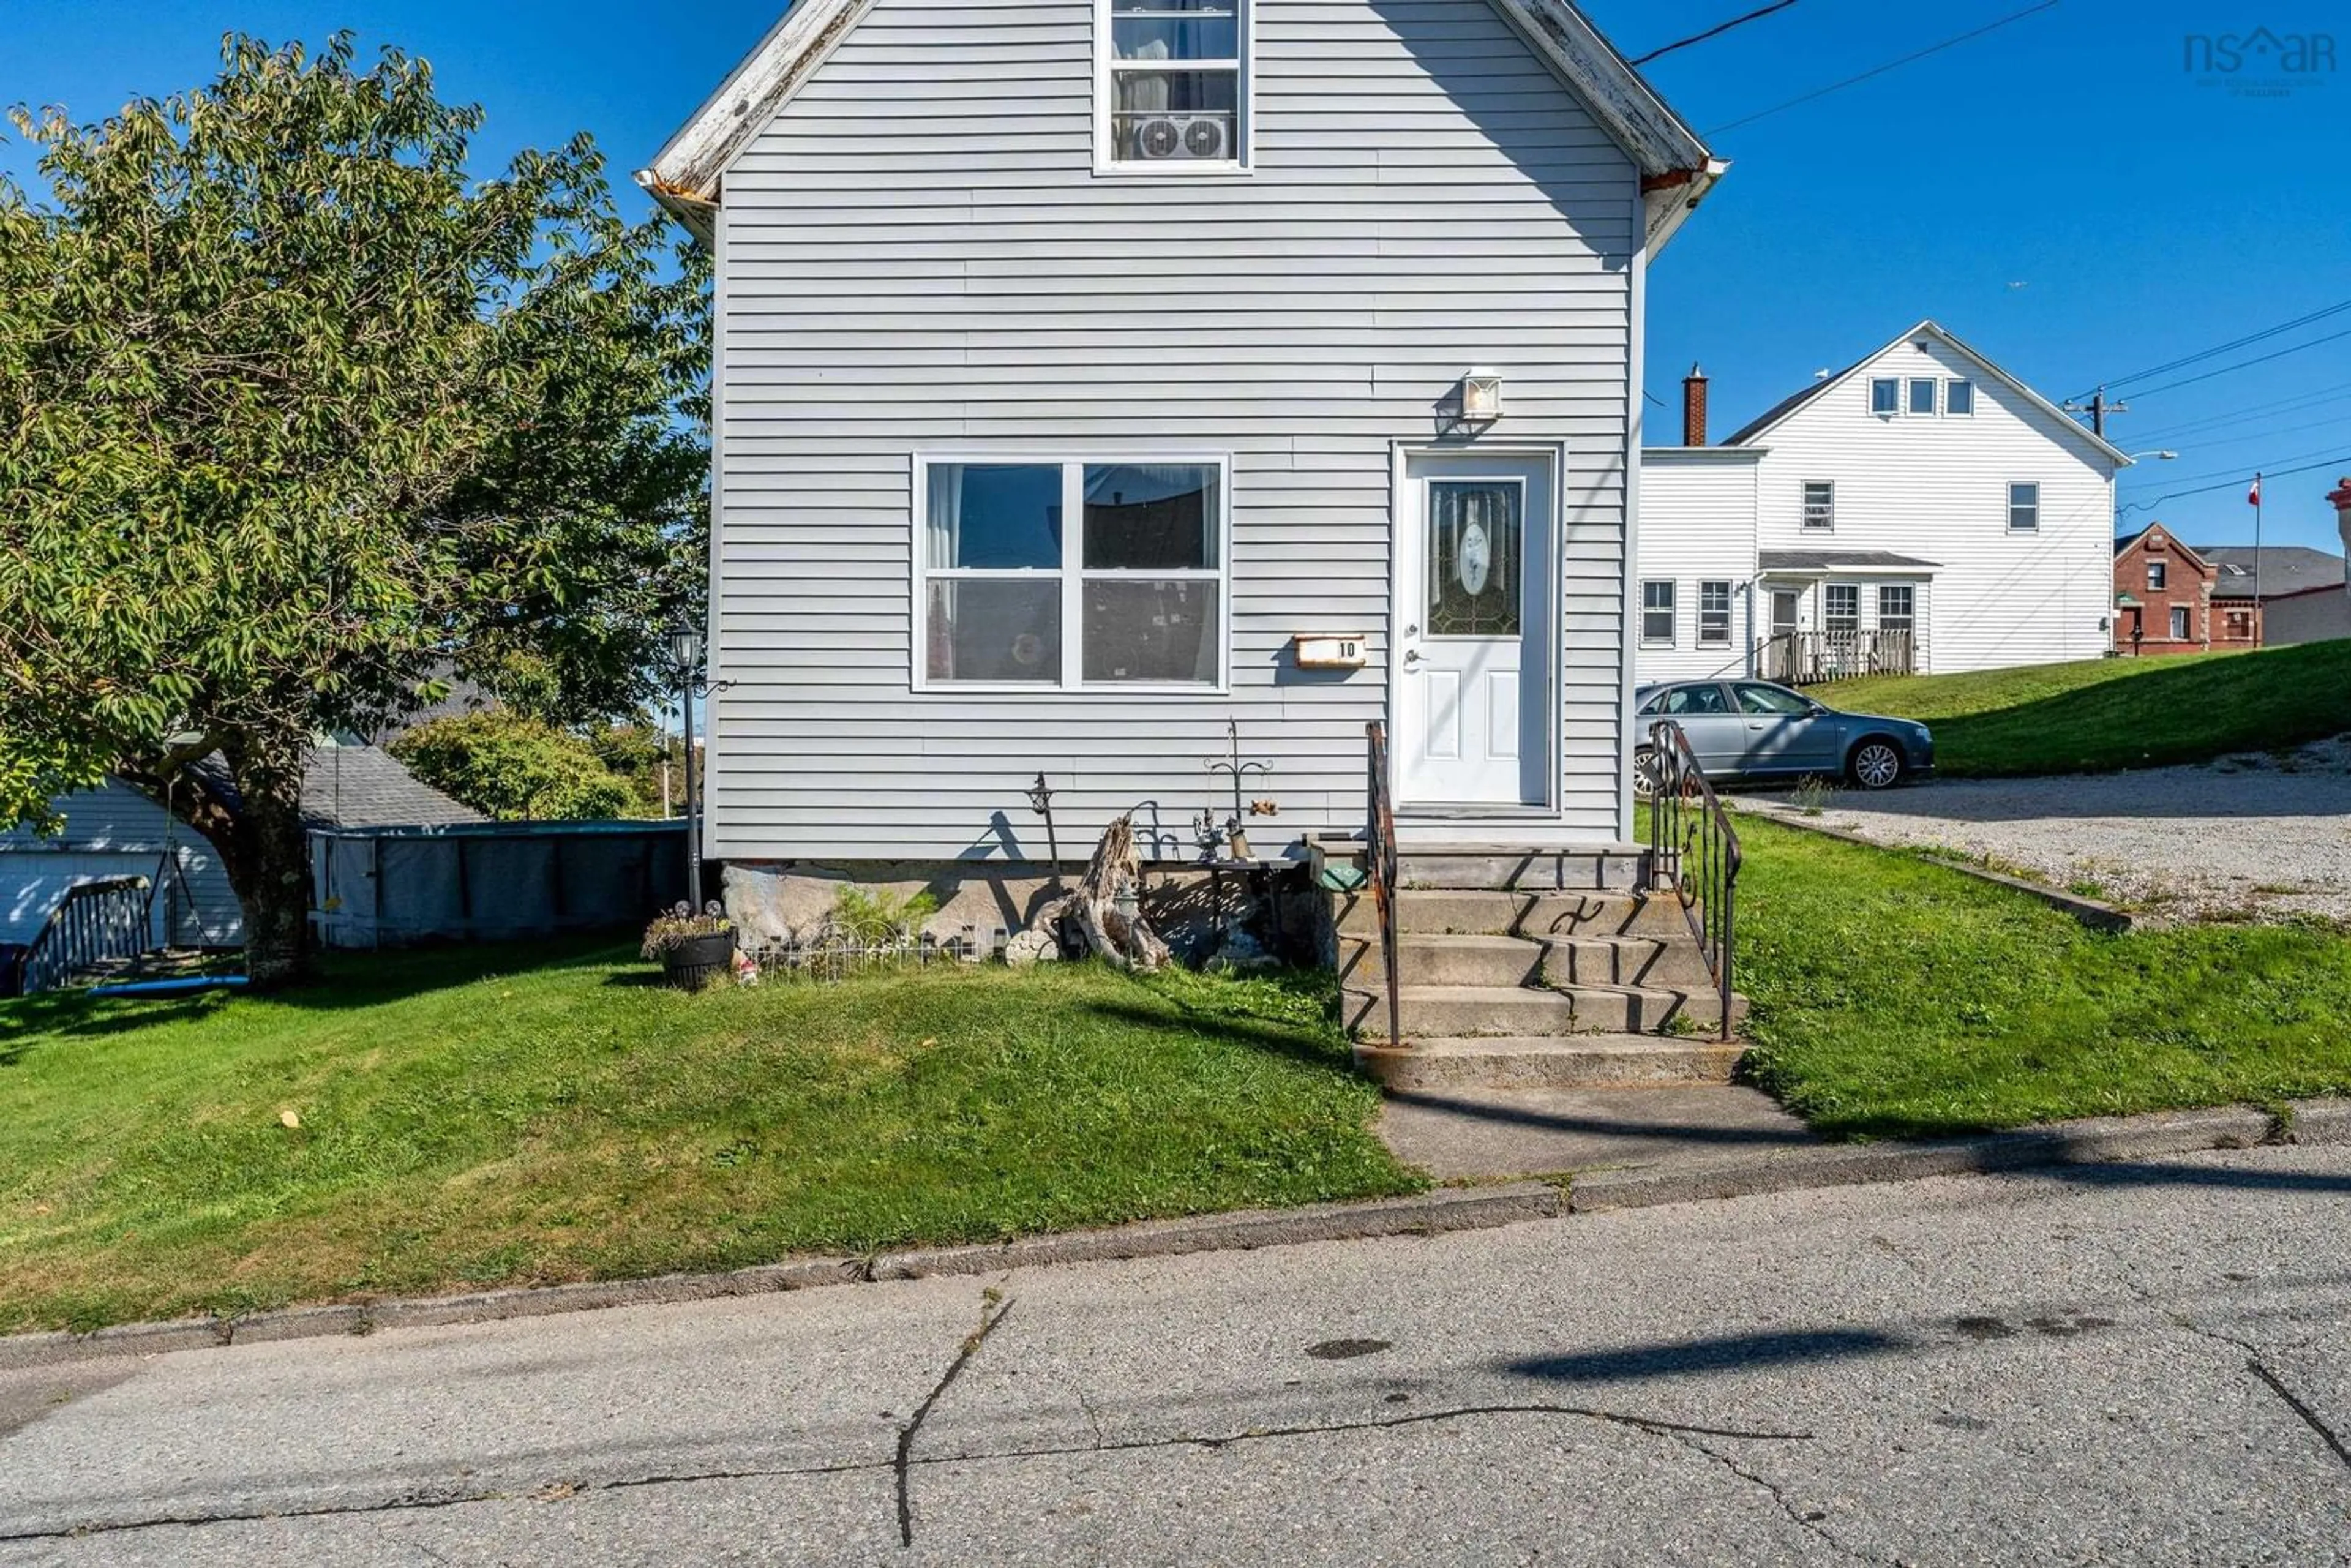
[659,930,737,992]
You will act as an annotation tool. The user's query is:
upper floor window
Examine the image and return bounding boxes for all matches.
[2007,481,2041,533]
[921,458,1226,688]
[1802,481,1835,530]
[1945,379,1975,415]
[1100,0,1248,170]
[1908,378,1937,416]
[1869,378,1900,416]
[2147,560,2167,590]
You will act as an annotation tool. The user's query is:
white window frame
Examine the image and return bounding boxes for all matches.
[1823,583,1860,634]
[1869,378,1900,416]
[911,452,1234,694]
[1698,580,1733,647]
[1945,378,1974,416]
[1802,480,1835,531]
[1641,579,1677,647]
[2147,560,2167,591]
[2170,604,2192,641]
[2007,480,2041,533]
[1877,583,1914,632]
[1094,0,1254,176]
[1908,377,1938,416]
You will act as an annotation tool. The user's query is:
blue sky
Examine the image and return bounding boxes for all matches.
[6,0,2345,551]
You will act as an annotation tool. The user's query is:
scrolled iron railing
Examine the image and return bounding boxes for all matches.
[1363,721,1402,1049]
[1642,720,1741,1043]
[13,876,153,997]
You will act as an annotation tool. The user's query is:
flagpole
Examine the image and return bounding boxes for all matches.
[2254,471,2265,648]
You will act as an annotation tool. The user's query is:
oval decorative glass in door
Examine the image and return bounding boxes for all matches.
[1427,480,1523,636]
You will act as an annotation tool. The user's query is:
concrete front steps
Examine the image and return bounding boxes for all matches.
[1318,841,1749,1092]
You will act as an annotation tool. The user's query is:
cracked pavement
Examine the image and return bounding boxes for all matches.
[2,1145,2350,1564]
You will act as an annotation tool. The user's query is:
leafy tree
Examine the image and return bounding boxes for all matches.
[389,712,636,822]
[0,36,709,983]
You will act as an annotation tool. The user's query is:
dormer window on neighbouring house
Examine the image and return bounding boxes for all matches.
[1101,0,1248,170]
[1908,378,1937,415]
[1946,379,1974,415]
[1870,378,1899,416]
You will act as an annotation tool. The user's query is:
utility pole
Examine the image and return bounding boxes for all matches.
[2063,384,2127,439]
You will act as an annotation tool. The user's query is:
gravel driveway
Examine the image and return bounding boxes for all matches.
[1734,735,2351,926]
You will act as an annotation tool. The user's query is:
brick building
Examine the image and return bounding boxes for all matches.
[2112,526,2248,655]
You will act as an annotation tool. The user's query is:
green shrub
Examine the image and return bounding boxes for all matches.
[389,711,637,820]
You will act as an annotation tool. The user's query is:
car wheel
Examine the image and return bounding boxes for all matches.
[1848,738,1905,790]
[1633,746,1657,798]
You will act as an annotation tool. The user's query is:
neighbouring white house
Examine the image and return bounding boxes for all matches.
[1634,321,2134,686]
[638,0,1723,936]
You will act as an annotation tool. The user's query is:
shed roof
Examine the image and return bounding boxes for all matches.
[1758,549,1941,573]
[638,0,1723,249]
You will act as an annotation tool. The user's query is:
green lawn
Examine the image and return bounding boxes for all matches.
[0,948,1415,1334]
[1826,640,2351,776]
[1733,814,2351,1140]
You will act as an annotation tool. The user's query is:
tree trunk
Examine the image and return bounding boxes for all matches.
[220,743,317,989]
[1060,814,1169,973]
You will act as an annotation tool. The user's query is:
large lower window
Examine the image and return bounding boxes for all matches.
[1698,580,1732,645]
[1641,580,1676,645]
[1877,585,1914,635]
[1823,583,1859,634]
[1101,0,1247,168]
[921,459,1224,688]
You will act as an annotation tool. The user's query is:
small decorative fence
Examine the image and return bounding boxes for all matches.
[1642,719,1742,1043]
[9,876,153,997]
[743,926,1030,983]
[1760,629,1916,686]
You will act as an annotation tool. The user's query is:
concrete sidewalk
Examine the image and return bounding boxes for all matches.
[1379,1083,1817,1180]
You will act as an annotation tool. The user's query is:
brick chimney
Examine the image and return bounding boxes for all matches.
[1682,362,1708,448]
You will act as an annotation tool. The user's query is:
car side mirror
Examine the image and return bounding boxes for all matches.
[1807,702,1829,717]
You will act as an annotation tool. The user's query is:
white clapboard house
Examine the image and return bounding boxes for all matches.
[639,0,1725,929]
[1635,321,2133,686]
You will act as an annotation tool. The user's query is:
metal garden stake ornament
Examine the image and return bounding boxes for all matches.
[1202,718,1271,860]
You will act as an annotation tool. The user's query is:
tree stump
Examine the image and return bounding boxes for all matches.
[1055,813,1169,972]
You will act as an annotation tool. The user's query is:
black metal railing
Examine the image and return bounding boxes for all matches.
[1643,720,1741,1043]
[13,876,152,997]
[1363,721,1402,1048]
[1758,628,1916,686]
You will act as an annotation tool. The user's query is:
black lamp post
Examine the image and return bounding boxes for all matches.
[667,626,705,909]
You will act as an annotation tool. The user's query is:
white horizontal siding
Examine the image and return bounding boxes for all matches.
[1749,337,2118,675]
[0,781,242,946]
[707,0,1638,860]
[1632,451,1761,685]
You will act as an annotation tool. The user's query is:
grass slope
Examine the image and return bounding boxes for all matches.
[1734,815,2351,1140]
[1828,641,2351,776]
[0,946,1415,1334]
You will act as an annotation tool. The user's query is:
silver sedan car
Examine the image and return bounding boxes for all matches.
[1635,679,1935,790]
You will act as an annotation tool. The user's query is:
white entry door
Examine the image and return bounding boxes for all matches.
[1395,451,1556,807]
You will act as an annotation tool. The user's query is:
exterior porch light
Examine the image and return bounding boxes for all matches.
[1458,371,1503,424]
[667,625,704,674]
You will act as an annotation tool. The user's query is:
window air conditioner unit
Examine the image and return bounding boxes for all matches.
[1134,114,1228,161]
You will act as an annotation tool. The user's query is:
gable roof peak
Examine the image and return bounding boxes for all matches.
[639,0,1722,249]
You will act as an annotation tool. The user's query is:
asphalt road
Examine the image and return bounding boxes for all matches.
[4,1147,2349,1565]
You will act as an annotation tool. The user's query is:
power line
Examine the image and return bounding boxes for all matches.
[1706,1,2060,135]
[2120,441,2351,492]
[1632,0,1801,67]
[2088,299,2351,397]
[2126,410,2351,458]
[2132,380,2351,444]
[2124,324,2351,400]
[2118,454,2350,516]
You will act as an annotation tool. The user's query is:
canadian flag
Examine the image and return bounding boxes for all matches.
[2248,475,2263,506]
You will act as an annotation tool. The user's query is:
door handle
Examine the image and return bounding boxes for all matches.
[1403,650,1423,666]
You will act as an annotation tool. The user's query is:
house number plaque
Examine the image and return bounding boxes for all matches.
[1293,634,1370,670]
